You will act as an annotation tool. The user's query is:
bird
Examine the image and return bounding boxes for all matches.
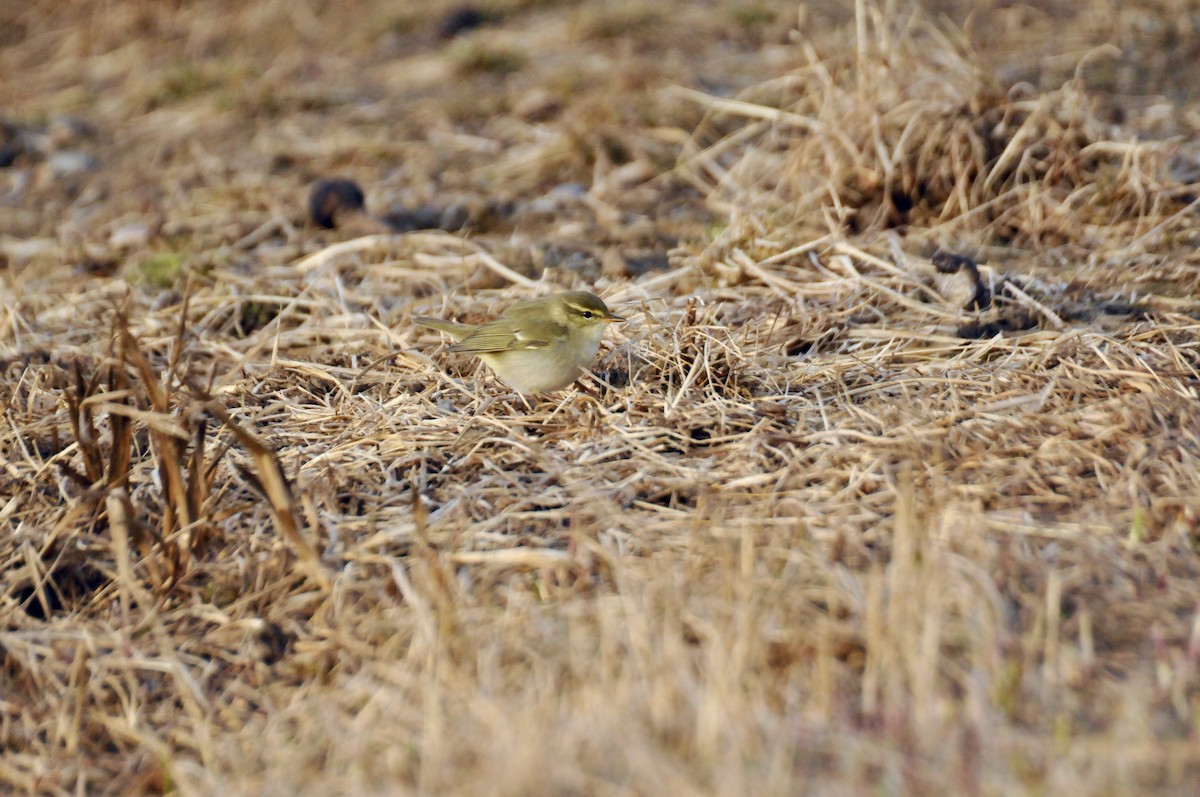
[415,291,624,394]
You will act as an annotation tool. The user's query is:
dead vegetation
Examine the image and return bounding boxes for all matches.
[3,1,1200,795]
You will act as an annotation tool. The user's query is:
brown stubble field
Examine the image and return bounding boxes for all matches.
[3,1,1200,794]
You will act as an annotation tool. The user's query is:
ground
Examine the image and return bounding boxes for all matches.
[3,1,1200,795]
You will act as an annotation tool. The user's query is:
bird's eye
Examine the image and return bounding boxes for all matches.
[582,311,594,318]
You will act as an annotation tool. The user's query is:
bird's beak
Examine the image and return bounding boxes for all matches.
[605,312,625,323]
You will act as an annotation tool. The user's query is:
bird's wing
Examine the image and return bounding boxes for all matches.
[450,319,563,353]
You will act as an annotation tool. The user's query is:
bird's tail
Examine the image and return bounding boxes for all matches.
[414,317,472,341]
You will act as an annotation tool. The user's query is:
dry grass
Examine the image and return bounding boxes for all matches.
[3,1,1200,795]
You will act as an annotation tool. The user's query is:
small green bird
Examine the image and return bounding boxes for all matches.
[416,291,624,394]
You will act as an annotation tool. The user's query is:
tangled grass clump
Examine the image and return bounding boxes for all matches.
[680,5,1191,256]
